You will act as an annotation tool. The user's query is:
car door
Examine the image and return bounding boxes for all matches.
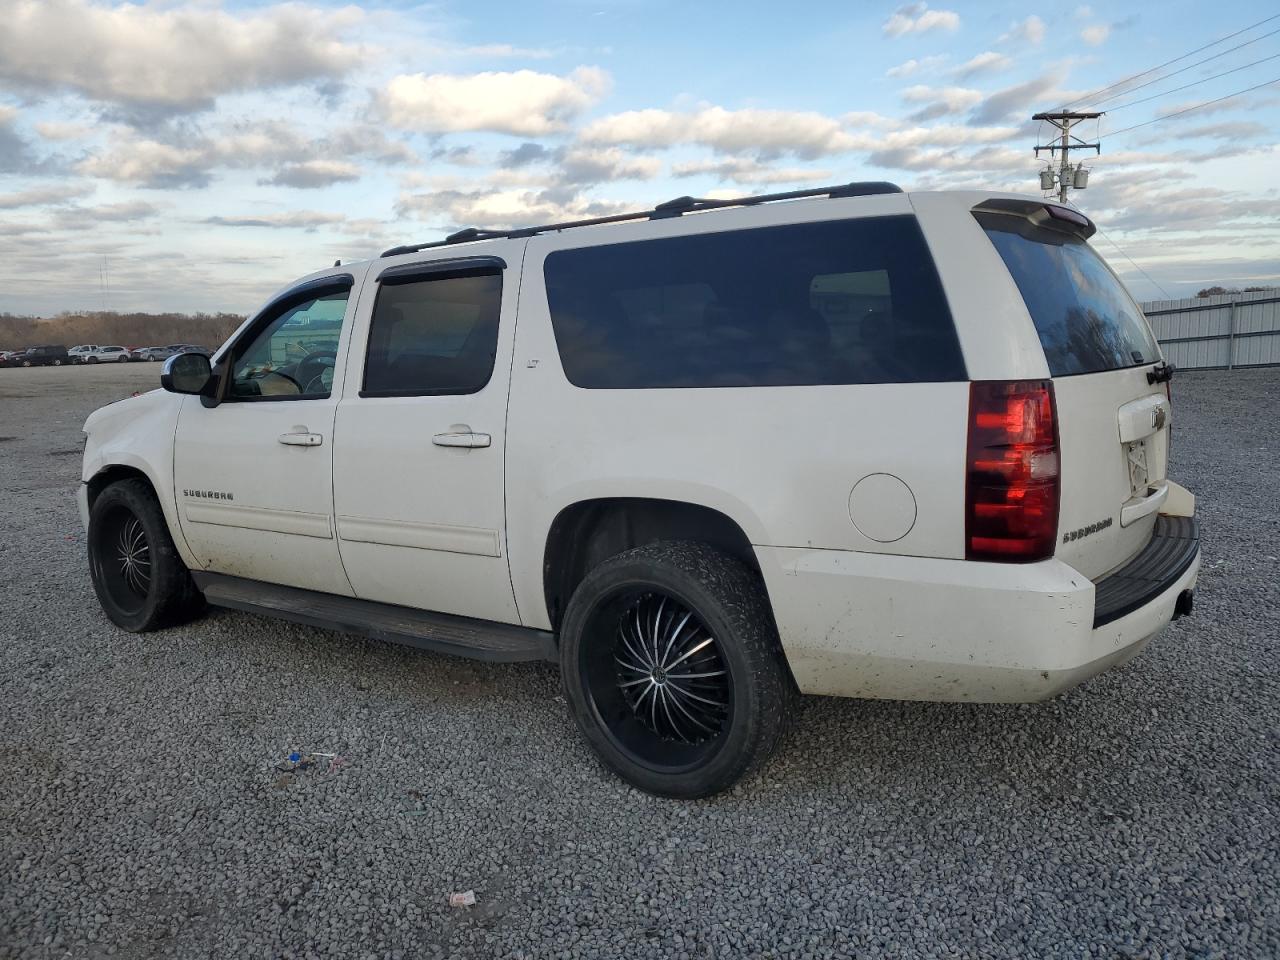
[332,245,524,623]
[173,271,363,596]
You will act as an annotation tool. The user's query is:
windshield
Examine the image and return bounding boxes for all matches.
[977,213,1160,376]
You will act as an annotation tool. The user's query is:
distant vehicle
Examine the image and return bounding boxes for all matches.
[17,345,71,367]
[0,350,23,367]
[78,345,132,364]
[69,345,100,363]
[130,347,167,362]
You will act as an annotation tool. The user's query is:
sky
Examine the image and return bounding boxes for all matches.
[0,0,1277,315]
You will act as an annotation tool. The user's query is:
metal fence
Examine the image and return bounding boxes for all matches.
[1141,290,1280,370]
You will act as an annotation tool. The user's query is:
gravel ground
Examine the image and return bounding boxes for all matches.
[1,363,1277,960]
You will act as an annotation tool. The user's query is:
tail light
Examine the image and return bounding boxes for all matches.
[966,380,1060,562]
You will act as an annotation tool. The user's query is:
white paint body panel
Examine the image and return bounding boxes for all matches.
[79,189,1199,704]
[330,242,524,623]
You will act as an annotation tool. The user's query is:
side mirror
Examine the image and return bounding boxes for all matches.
[161,352,213,396]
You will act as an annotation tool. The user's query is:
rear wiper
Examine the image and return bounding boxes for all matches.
[1147,361,1175,385]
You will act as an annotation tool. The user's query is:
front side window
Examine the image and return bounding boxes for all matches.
[229,290,349,400]
[543,215,965,389]
[362,270,502,397]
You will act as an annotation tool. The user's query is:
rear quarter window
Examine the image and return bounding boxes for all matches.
[976,212,1160,377]
[543,215,965,389]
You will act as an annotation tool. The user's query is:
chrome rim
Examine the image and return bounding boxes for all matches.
[116,515,152,595]
[614,594,729,745]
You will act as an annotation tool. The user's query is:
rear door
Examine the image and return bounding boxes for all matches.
[975,205,1169,579]
[331,244,524,623]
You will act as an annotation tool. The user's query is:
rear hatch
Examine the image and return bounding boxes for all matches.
[976,201,1170,580]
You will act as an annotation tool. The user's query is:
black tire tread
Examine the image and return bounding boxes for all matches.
[560,540,795,798]
[89,478,205,632]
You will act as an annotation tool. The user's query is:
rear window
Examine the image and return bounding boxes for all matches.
[543,215,965,388]
[977,213,1160,376]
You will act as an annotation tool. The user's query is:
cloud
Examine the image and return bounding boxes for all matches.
[0,105,54,174]
[671,158,833,185]
[74,120,416,189]
[970,70,1065,124]
[204,211,346,231]
[76,136,212,188]
[901,84,983,121]
[501,142,555,168]
[1180,122,1269,141]
[999,15,1046,45]
[397,187,631,230]
[954,52,1012,78]
[378,67,609,136]
[261,160,362,189]
[556,147,660,185]
[581,106,857,158]
[882,3,960,37]
[0,0,365,114]
[34,121,92,141]
[53,200,160,228]
[0,183,94,209]
[886,55,948,78]
[455,43,555,60]
[1081,24,1111,46]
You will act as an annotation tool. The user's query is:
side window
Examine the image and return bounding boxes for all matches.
[544,216,965,388]
[229,290,349,400]
[362,269,502,397]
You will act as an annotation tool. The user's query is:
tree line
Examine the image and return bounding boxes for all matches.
[0,311,246,352]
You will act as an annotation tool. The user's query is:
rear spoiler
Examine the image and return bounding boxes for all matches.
[971,198,1096,240]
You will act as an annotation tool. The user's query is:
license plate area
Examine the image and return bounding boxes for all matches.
[1126,439,1150,496]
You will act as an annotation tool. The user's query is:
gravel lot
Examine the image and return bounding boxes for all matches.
[1,362,1277,959]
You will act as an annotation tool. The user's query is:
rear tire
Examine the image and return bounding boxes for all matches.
[559,540,794,799]
[88,479,205,632]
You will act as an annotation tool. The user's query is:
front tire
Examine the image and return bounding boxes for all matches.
[559,541,794,799]
[88,479,205,632]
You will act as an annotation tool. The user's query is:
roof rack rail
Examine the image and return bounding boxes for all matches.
[380,180,902,258]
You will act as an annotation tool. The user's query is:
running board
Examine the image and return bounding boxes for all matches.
[191,572,556,663]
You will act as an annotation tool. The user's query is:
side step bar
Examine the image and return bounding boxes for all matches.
[192,572,557,663]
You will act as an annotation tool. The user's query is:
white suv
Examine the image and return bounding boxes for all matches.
[79,184,1200,798]
[77,345,132,363]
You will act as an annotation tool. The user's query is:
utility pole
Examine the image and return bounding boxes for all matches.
[1032,111,1102,203]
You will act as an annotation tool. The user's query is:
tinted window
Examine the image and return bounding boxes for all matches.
[229,291,348,400]
[977,213,1160,376]
[362,270,502,397]
[544,216,964,388]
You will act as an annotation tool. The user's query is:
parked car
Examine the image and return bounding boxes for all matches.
[79,184,1200,798]
[69,345,100,363]
[130,346,167,362]
[17,345,71,367]
[77,345,132,364]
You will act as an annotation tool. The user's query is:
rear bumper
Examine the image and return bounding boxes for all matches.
[758,518,1200,703]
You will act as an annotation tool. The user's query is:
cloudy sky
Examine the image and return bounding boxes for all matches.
[0,0,1277,315]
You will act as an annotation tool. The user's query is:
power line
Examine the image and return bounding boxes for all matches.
[1104,77,1280,139]
[1095,228,1172,301]
[1105,52,1280,112]
[1088,26,1280,109]
[1064,12,1280,108]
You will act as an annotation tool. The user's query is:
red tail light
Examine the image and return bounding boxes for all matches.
[966,380,1060,562]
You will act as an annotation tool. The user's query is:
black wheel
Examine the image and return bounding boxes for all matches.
[87,357,98,363]
[21,359,32,367]
[559,541,794,799]
[88,479,205,632]
[52,358,63,366]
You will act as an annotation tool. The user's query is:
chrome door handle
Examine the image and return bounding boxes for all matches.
[278,431,323,447]
[432,431,491,448]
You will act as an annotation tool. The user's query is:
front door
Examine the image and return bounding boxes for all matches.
[173,273,360,596]
[332,246,523,623]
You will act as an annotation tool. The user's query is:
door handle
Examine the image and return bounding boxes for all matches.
[432,431,491,448]
[278,431,323,447]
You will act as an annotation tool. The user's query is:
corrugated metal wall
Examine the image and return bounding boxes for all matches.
[1141,290,1280,370]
